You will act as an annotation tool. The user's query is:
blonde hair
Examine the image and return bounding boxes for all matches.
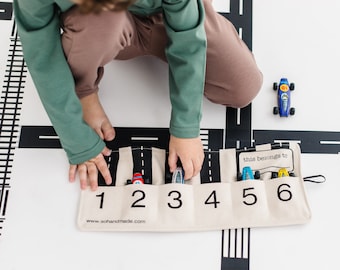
[78,0,136,13]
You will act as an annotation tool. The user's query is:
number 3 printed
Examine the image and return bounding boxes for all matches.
[168,191,182,209]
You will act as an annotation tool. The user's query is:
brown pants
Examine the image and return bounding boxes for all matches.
[61,0,262,108]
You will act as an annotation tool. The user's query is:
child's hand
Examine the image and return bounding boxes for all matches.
[68,146,112,191]
[168,135,204,180]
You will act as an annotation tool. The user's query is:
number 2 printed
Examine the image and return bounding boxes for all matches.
[131,190,146,208]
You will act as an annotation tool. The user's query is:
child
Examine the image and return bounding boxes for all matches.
[14,0,262,191]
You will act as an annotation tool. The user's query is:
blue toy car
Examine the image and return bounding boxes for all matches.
[172,167,185,184]
[237,166,260,181]
[273,78,295,117]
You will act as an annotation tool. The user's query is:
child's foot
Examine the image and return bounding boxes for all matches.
[80,93,115,141]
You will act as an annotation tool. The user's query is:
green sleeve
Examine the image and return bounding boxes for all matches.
[14,0,105,164]
[162,0,207,138]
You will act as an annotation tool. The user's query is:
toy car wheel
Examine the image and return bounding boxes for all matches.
[273,107,279,115]
[289,83,295,91]
[165,172,172,183]
[254,171,261,179]
[271,172,278,179]
[273,82,278,90]
[289,172,295,177]
[290,107,295,115]
[237,172,242,181]
[144,178,151,184]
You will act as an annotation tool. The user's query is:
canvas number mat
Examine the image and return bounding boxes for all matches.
[77,142,311,232]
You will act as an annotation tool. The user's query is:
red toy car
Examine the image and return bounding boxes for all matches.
[126,172,145,185]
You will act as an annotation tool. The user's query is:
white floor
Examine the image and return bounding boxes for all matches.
[1,0,339,269]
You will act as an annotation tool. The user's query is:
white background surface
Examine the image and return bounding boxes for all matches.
[0,0,339,269]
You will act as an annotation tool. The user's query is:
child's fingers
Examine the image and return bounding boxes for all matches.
[94,127,104,140]
[87,162,98,191]
[69,165,77,183]
[96,157,112,186]
[93,151,112,185]
[167,151,178,173]
[69,149,112,190]
[191,156,203,179]
[181,160,194,180]
[78,163,88,190]
[102,122,115,141]
[102,146,112,157]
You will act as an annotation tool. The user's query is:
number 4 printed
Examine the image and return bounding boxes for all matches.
[205,190,221,208]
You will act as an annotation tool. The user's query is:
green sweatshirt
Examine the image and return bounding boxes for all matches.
[14,0,207,164]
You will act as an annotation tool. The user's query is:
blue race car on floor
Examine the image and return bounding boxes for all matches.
[273,78,295,117]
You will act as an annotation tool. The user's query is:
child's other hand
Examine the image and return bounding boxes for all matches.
[68,146,112,191]
[168,135,204,180]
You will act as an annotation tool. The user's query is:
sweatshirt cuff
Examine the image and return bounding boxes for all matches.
[67,138,106,165]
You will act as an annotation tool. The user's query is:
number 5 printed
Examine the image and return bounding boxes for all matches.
[242,187,257,206]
